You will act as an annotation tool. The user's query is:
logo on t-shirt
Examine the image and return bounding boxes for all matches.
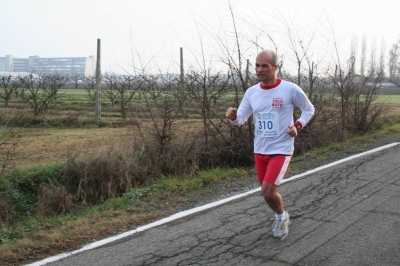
[272,98,283,108]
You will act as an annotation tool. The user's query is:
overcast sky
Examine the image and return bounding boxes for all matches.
[2,0,399,74]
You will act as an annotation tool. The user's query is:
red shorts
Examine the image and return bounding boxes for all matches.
[254,154,292,186]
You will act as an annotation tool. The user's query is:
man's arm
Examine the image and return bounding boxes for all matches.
[293,89,315,128]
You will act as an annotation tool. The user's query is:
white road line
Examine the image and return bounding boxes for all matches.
[25,142,400,266]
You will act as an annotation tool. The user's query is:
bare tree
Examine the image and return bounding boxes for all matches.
[0,75,19,107]
[114,74,140,119]
[133,74,183,172]
[185,69,233,147]
[330,36,385,136]
[360,35,367,77]
[389,38,400,85]
[379,38,386,78]
[40,74,69,109]
[17,73,65,118]
[367,37,377,80]
[83,76,96,97]
[0,121,24,175]
[102,73,119,108]
[69,74,84,89]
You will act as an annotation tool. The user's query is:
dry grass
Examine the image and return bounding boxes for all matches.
[8,118,220,171]
[10,127,134,169]
[0,238,37,264]
[0,193,179,265]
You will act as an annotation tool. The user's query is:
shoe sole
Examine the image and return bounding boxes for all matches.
[274,225,289,241]
[274,231,288,241]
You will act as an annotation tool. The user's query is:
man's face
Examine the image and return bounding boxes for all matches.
[255,53,278,83]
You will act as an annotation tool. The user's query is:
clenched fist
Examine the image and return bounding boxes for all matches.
[225,107,237,120]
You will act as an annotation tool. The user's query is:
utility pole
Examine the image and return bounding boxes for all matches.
[95,39,101,124]
[180,47,186,117]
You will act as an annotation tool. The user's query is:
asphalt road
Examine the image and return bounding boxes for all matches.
[27,143,400,266]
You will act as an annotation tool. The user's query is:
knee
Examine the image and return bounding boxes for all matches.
[261,184,276,202]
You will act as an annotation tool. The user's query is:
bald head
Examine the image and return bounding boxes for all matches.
[256,50,278,66]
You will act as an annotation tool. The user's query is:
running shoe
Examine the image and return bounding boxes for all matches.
[271,219,278,235]
[273,210,290,240]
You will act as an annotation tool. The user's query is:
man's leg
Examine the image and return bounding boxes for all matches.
[259,154,291,214]
[258,155,291,239]
[261,182,283,214]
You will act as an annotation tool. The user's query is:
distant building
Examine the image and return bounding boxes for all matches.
[0,55,95,77]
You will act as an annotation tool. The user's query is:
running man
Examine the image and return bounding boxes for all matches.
[225,50,315,240]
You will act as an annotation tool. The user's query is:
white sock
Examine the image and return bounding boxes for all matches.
[275,211,285,220]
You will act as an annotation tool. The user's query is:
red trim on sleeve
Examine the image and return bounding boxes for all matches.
[295,121,303,128]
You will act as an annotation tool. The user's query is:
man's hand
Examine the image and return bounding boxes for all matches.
[286,125,298,137]
[225,107,237,120]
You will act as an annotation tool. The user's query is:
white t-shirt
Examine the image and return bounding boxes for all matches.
[230,79,315,155]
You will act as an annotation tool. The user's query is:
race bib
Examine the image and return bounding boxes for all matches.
[255,111,279,137]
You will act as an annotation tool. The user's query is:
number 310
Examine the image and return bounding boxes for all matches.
[258,120,273,130]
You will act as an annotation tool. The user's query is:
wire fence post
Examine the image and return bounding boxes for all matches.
[95,39,101,124]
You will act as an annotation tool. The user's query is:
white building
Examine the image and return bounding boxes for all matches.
[0,55,95,77]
